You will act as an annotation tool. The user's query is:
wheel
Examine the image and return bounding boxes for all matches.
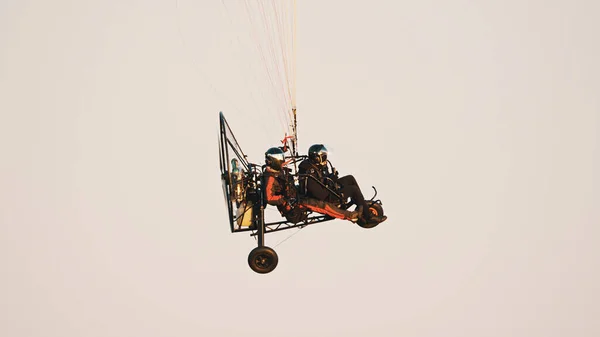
[368,202,384,218]
[357,202,385,229]
[248,246,278,274]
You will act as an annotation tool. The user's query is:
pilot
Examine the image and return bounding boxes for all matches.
[298,144,386,224]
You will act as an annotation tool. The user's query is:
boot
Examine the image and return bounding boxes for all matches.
[347,209,360,222]
[355,205,364,218]
[356,204,368,224]
[345,205,363,222]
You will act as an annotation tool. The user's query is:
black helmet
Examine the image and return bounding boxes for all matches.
[265,147,285,170]
[308,144,328,166]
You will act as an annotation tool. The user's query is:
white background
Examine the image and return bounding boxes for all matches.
[1,1,598,336]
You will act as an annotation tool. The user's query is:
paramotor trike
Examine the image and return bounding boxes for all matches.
[218,111,386,274]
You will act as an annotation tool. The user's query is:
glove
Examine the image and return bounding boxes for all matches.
[283,198,297,211]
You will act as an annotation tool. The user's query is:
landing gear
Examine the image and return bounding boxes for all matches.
[357,200,386,229]
[248,246,278,274]
[248,203,279,274]
[368,201,384,218]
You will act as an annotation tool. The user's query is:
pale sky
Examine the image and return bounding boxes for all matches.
[1,1,599,336]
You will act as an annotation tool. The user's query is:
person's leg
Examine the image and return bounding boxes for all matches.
[338,174,387,223]
[337,174,358,187]
[339,185,369,218]
[337,175,369,218]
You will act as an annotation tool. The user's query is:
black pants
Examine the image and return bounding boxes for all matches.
[337,175,369,218]
[304,173,369,218]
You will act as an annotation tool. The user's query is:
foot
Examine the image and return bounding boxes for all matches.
[353,205,366,223]
[355,205,364,216]
[347,210,361,223]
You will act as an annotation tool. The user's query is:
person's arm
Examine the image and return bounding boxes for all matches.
[306,174,330,200]
[265,176,285,206]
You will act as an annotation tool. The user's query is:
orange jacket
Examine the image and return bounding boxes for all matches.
[263,167,296,212]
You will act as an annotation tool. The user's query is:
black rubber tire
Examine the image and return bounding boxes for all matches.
[248,246,279,274]
[357,202,385,229]
[368,202,384,218]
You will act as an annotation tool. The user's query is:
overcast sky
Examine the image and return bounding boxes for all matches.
[1,1,599,336]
